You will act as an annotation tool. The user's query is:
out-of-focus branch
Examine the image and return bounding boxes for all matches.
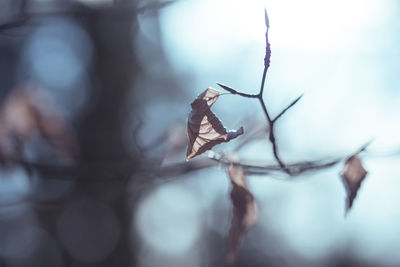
[9,157,217,183]
[137,0,177,13]
[0,16,29,31]
[0,1,177,32]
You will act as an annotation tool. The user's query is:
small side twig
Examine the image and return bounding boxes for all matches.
[216,83,258,98]
[272,94,304,123]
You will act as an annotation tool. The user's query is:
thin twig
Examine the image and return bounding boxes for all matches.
[208,141,371,177]
[258,98,287,171]
[272,94,304,123]
[259,12,270,97]
[217,83,258,98]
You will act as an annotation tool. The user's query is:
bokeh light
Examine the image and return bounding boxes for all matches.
[135,182,203,255]
[24,19,92,88]
[0,209,39,260]
[20,18,92,115]
[4,227,64,267]
[57,197,120,263]
[0,167,30,205]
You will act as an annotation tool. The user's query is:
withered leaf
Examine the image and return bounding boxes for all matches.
[186,88,244,160]
[341,156,367,213]
[226,163,258,263]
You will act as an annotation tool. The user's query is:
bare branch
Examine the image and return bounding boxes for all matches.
[217,21,288,173]
[207,141,372,177]
[0,16,30,32]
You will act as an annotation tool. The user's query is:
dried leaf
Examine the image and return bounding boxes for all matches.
[341,156,368,213]
[226,163,258,263]
[186,88,244,160]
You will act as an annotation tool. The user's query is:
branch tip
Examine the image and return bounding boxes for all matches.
[355,139,374,155]
[273,93,304,123]
[264,8,270,28]
[217,83,258,98]
[217,83,237,94]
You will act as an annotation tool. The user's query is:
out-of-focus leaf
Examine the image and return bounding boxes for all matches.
[2,91,38,138]
[167,122,187,152]
[0,87,78,163]
[226,163,258,263]
[160,122,188,166]
[341,156,367,214]
[32,90,78,158]
[186,88,244,160]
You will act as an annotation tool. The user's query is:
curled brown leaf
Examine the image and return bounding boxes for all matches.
[186,88,244,160]
[341,156,368,214]
[226,163,258,263]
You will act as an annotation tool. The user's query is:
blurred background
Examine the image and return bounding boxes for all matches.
[0,0,400,266]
